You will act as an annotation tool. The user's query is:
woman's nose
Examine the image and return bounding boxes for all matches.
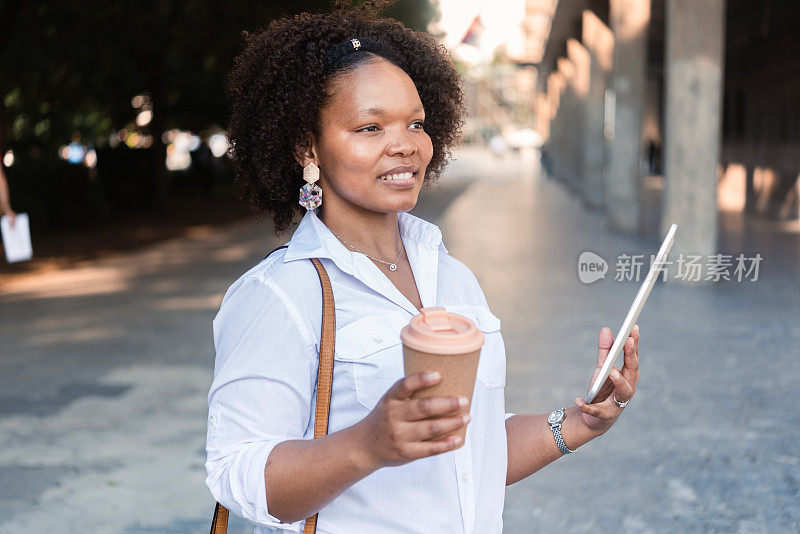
[386,131,417,157]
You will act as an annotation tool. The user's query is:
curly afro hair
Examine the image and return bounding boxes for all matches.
[225,1,465,234]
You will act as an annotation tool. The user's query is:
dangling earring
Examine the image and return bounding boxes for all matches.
[299,162,322,210]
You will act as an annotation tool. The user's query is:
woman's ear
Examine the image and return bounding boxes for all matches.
[293,132,319,168]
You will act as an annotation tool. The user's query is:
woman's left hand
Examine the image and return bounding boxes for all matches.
[573,324,639,435]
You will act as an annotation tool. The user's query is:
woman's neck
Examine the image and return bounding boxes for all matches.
[317,202,402,260]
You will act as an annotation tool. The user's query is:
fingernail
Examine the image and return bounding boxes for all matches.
[611,369,621,379]
[576,398,585,406]
[634,324,639,333]
[425,371,441,381]
[453,436,462,445]
[462,414,471,424]
[458,396,468,407]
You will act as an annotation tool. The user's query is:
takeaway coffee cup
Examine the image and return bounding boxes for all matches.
[400,306,484,445]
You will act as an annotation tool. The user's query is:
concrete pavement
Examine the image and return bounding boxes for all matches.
[1,146,798,532]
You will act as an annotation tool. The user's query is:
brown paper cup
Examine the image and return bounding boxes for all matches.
[403,344,480,446]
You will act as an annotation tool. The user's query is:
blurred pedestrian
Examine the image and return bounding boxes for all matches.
[0,164,16,228]
[540,147,552,178]
[489,134,507,158]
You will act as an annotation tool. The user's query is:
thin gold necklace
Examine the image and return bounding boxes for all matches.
[329,228,404,271]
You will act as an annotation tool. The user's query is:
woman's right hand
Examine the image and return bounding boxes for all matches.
[357,371,469,469]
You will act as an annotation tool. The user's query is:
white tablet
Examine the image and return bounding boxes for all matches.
[585,223,677,403]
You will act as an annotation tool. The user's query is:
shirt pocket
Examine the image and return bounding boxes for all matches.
[334,312,407,411]
[444,304,505,389]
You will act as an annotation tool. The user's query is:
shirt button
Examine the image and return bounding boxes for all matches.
[373,335,383,343]
[462,472,470,482]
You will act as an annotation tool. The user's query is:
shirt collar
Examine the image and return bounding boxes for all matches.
[283,208,447,315]
[284,208,448,267]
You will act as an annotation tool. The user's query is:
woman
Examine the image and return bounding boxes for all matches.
[205,3,640,532]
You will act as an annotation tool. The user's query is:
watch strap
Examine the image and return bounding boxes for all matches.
[552,422,575,454]
[550,407,575,455]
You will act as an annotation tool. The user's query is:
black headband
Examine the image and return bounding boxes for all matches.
[323,37,400,76]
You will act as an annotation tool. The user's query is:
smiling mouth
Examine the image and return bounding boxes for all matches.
[378,171,416,181]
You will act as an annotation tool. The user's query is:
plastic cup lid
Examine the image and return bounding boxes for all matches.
[400,306,484,355]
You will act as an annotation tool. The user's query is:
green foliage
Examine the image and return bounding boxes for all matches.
[0,1,436,230]
[0,0,435,154]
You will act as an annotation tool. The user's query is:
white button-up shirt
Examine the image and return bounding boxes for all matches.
[206,208,513,533]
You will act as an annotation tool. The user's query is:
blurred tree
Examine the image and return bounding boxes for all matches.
[0,0,435,208]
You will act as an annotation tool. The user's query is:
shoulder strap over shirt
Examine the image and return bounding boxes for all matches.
[210,245,335,534]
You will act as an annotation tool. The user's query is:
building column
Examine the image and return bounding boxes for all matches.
[557,57,578,191]
[662,0,725,258]
[544,71,565,179]
[535,89,550,149]
[567,38,591,199]
[581,10,614,209]
[606,0,650,233]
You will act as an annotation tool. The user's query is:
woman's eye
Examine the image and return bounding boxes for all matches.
[358,125,379,132]
[410,121,425,129]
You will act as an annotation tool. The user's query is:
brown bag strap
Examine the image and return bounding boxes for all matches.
[211,253,335,534]
[302,257,336,533]
[210,502,229,534]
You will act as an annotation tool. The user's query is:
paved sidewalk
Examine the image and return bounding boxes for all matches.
[1,147,798,532]
[447,152,799,533]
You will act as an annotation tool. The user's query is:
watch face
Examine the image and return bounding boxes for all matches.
[548,409,563,425]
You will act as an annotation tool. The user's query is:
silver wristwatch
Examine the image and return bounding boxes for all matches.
[548,407,575,455]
